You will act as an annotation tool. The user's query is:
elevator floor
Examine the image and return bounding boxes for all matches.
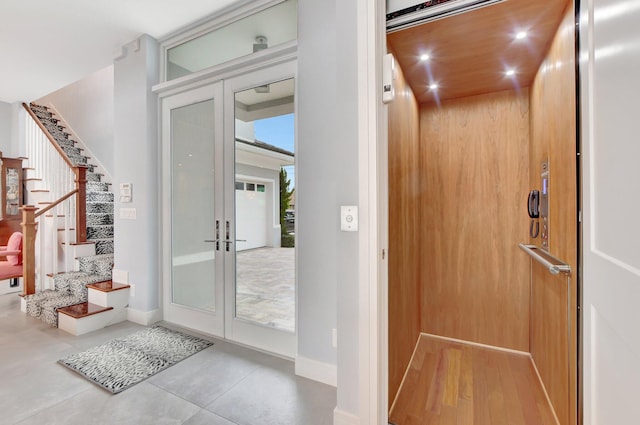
[389,335,557,425]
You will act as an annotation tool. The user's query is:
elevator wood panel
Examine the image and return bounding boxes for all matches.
[388,54,422,406]
[389,335,556,425]
[528,5,577,425]
[419,89,531,351]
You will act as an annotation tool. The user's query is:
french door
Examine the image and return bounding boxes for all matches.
[162,61,297,358]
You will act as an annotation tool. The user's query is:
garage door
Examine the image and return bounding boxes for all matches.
[235,181,267,251]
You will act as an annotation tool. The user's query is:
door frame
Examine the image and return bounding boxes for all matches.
[158,55,298,357]
[356,0,387,423]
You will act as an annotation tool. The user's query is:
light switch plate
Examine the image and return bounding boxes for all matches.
[340,206,358,231]
[119,207,136,220]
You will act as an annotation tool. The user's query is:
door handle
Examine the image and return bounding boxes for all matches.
[223,222,247,251]
[215,220,220,250]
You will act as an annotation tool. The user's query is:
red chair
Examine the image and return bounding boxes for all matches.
[0,232,23,288]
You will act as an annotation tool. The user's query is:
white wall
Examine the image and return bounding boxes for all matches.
[0,101,11,154]
[334,0,362,417]
[35,66,114,174]
[0,102,23,158]
[298,0,361,417]
[113,35,160,314]
[297,0,338,367]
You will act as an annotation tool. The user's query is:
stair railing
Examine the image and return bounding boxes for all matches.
[21,104,87,295]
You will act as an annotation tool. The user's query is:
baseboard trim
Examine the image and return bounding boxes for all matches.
[333,408,360,425]
[294,355,337,387]
[127,308,162,326]
[422,332,530,357]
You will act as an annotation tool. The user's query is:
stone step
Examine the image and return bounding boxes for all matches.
[29,104,50,114]
[67,153,88,165]
[93,239,114,255]
[86,280,130,293]
[57,302,116,336]
[87,280,130,310]
[78,253,114,276]
[87,201,113,214]
[86,213,114,226]
[38,117,60,126]
[48,128,71,140]
[61,145,82,157]
[57,138,76,149]
[87,225,114,240]
[87,191,114,203]
[87,172,102,182]
[57,302,113,319]
[87,181,110,192]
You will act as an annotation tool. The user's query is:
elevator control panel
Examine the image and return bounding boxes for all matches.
[540,160,549,250]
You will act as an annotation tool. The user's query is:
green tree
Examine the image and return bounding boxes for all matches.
[279,168,294,235]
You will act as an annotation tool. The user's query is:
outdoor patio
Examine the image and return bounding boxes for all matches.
[235,247,295,332]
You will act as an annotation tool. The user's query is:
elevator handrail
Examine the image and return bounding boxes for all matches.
[518,244,572,275]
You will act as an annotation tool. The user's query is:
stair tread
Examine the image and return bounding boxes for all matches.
[87,280,130,293]
[57,302,113,319]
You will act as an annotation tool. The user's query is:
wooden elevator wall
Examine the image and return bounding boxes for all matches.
[419,90,531,351]
[528,5,578,425]
[388,56,422,406]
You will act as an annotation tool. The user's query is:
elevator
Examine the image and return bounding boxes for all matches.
[386,0,579,423]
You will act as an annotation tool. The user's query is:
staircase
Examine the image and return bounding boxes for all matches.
[20,103,128,334]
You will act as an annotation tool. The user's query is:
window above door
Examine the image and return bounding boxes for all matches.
[161,0,298,82]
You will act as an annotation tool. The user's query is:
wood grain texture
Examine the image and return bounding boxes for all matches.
[389,335,556,425]
[387,0,570,104]
[388,53,422,407]
[528,5,577,425]
[419,89,531,351]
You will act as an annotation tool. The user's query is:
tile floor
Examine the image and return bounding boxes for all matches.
[0,292,336,425]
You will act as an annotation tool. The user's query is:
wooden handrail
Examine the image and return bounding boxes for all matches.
[34,189,78,218]
[22,103,76,170]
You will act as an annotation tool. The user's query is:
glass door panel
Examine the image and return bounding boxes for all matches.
[171,100,216,311]
[233,79,295,332]
[162,83,224,337]
[224,62,297,357]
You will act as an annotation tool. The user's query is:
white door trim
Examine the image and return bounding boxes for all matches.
[354,0,387,424]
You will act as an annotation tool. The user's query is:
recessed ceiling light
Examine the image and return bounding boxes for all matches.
[420,53,430,61]
[505,69,516,77]
[429,83,439,90]
[516,31,528,40]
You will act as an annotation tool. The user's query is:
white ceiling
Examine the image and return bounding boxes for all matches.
[0,0,238,103]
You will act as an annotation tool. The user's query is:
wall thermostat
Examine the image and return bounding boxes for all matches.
[120,182,132,203]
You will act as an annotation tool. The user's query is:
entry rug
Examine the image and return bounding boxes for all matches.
[58,326,213,394]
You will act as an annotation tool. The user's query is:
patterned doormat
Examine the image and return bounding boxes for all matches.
[58,326,213,394]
